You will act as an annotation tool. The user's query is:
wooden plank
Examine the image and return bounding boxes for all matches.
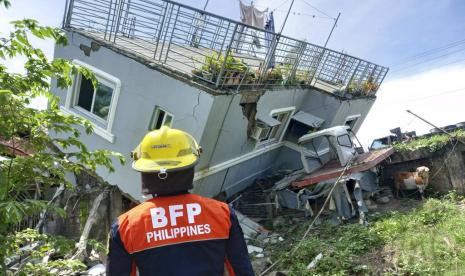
[292,147,394,188]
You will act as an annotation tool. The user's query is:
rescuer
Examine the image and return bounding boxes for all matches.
[107,126,254,275]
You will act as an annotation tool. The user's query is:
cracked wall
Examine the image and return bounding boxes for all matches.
[51,32,215,201]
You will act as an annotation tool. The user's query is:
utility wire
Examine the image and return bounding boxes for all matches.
[389,57,465,77]
[272,0,292,11]
[390,46,465,73]
[391,38,465,66]
[435,57,465,68]
[255,0,332,20]
[299,0,334,19]
[380,87,465,107]
[259,154,357,276]
[269,8,332,19]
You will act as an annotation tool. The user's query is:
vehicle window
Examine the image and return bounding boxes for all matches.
[337,134,352,148]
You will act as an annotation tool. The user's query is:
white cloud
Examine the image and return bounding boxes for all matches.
[358,64,465,147]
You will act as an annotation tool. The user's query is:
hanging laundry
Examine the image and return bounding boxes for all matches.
[239,0,266,29]
[239,1,268,49]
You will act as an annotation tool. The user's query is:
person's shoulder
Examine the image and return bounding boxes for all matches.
[192,194,227,205]
[190,194,230,211]
[118,201,151,223]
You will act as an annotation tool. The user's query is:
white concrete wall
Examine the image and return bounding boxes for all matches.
[52,32,214,201]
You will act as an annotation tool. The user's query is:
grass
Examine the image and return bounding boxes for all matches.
[393,129,465,153]
[266,193,465,275]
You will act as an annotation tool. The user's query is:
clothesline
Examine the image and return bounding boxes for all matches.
[234,0,335,20]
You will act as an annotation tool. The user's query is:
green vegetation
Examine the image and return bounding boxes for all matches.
[264,65,285,85]
[394,129,465,153]
[0,2,124,273]
[192,51,256,86]
[191,53,314,87]
[6,229,105,275]
[267,194,465,275]
[346,77,378,97]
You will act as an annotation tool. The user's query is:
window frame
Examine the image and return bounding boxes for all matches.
[62,60,121,143]
[148,106,174,130]
[256,106,295,147]
[337,134,353,148]
[71,73,115,125]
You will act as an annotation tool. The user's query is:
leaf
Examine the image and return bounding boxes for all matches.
[0,0,11,9]
[0,13,125,253]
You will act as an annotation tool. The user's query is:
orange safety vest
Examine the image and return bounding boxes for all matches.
[107,193,253,276]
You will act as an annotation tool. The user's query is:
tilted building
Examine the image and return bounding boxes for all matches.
[52,0,388,201]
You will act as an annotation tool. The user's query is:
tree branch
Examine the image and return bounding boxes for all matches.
[35,183,66,233]
[72,187,110,261]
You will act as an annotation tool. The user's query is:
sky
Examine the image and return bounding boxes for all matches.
[1,0,465,147]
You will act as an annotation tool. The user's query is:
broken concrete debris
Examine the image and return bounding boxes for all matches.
[247,245,264,254]
[86,264,106,276]
[236,210,270,239]
[306,253,323,270]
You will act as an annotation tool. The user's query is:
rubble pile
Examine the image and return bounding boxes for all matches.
[232,172,288,218]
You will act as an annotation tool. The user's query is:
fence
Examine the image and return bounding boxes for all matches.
[64,0,388,95]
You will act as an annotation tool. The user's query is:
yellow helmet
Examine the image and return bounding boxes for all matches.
[132,126,201,173]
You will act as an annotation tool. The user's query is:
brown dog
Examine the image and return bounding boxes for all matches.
[393,166,430,200]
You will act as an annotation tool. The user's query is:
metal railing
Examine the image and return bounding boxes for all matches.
[64,0,388,95]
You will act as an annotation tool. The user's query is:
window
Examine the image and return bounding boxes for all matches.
[149,107,174,130]
[256,107,295,145]
[269,112,289,139]
[337,134,353,148]
[62,60,121,143]
[74,75,114,121]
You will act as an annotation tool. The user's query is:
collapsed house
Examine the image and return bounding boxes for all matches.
[52,0,388,203]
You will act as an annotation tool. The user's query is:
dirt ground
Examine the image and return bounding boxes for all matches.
[374,197,421,214]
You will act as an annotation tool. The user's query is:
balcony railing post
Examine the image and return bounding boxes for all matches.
[154,1,169,58]
[104,0,114,40]
[236,67,250,93]
[217,21,231,56]
[358,64,370,86]
[376,68,389,93]
[289,41,307,82]
[113,0,125,43]
[211,19,223,49]
[164,5,180,64]
[158,3,175,62]
[346,59,361,89]
[309,47,328,86]
[63,0,74,28]
[108,0,119,42]
[62,0,70,28]
[215,24,238,87]
[259,33,280,84]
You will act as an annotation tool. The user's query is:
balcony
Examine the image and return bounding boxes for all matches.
[63,0,388,96]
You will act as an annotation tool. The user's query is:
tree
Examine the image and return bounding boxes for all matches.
[0,4,124,272]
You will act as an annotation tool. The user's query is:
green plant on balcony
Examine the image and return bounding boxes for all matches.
[346,77,378,96]
[264,65,284,85]
[191,52,255,87]
[293,70,312,85]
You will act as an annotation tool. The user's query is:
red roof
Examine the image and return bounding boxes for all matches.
[292,147,394,188]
